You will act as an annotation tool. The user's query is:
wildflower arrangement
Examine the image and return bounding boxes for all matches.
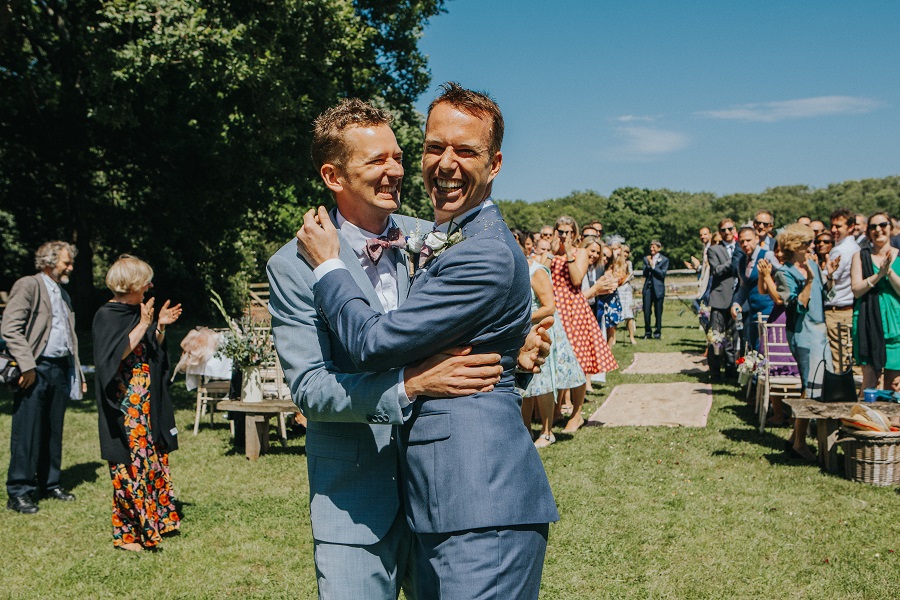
[706,329,726,348]
[210,290,275,367]
[736,350,767,376]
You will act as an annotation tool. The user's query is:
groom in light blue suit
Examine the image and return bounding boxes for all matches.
[268,99,511,599]
[298,84,559,600]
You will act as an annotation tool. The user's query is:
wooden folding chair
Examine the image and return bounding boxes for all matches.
[756,318,803,433]
[194,378,231,435]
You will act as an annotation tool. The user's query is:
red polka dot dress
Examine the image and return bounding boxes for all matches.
[550,255,618,375]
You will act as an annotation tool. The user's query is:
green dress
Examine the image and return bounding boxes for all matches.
[853,258,900,370]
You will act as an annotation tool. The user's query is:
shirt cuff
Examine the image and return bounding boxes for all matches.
[313,259,347,281]
[399,368,416,423]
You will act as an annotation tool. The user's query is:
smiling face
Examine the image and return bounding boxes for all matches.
[586,242,602,264]
[323,124,403,231]
[719,221,736,243]
[47,249,74,284]
[867,213,893,245]
[422,103,502,223]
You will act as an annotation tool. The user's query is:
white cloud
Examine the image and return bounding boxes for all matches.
[615,114,656,123]
[615,126,689,155]
[696,95,884,122]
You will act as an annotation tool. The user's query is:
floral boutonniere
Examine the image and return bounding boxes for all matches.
[404,217,465,271]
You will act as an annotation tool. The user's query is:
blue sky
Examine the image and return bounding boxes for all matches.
[413,0,900,202]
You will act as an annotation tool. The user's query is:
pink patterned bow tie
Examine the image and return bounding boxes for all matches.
[364,227,403,265]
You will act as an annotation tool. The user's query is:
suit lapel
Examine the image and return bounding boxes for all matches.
[35,274,51,315]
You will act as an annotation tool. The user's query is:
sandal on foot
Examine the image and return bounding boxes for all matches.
[534,433,556,448]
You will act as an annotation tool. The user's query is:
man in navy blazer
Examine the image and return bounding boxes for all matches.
[731,226,775,352]
[297,83,559,599]
[642,239,669,339]
[268,99,517,600]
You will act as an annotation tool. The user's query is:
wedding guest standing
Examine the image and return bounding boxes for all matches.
[775,225,830,461]
[642,239,669,339]
[514,232,585,447]
[617,244,637,344]
[550,216,617,432]
[92,255,183,551]
[2,241,84,514]
[707,219,742,380]
[732,226,774,352]
[825,208,861,371]
[850,212,900,393]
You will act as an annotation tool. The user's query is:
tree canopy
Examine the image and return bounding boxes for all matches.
[0,0,442,318]
[498,176,900,265]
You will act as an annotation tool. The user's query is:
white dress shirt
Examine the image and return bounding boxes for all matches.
[40,273,72,358]
[827,235,861,308]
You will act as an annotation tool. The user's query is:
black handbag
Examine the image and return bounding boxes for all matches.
[815,344,857,403]
[0,351,21,386]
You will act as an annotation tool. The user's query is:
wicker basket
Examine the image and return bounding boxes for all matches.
[837,428,900,486]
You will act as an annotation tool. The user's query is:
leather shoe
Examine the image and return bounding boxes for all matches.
[43,487,75,502]
[643,333,653,339]
[7,495,39,514]
[652,332,661,339]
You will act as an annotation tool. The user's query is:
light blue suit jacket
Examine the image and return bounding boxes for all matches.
[267,211,426,546]
[315,204,560,534]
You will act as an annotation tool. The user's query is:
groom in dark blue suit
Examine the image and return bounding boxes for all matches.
[297,83,559,599]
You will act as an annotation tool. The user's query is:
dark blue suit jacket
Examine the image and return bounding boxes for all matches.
[732,249,775,318]
[315,203,559,534]
[642,254,669,298]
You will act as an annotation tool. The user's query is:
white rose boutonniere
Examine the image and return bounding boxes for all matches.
[404,217,466,271]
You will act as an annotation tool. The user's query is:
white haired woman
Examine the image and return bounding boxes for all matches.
[92,255,183,551]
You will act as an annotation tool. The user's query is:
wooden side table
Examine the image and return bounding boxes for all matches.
[781,399,900,473]
[217,399,298,460]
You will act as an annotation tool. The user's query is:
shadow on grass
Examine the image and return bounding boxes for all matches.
[62,461,105,490]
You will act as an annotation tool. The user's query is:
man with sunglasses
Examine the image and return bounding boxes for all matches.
[753,210,777,252]
[823,208,860,371]
[707,218,743,381]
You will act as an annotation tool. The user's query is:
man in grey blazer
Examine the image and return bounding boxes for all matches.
[268,99,537,599]
[707,219,744,381]
[297,83,559,600]
[2,241,84,514]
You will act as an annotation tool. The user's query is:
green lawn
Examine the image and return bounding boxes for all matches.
[1,306,897,599]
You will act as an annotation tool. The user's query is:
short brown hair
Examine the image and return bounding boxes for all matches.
[428,82,504,156]
[310,99,394,170]
[829,207,855,224]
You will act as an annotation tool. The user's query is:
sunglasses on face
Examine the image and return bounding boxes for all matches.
[815,239,833,245]
[540,233,552,238]
[556,229,573,237]
[719,226,734,232]
[753,220,772,227]
[868,221,890,231]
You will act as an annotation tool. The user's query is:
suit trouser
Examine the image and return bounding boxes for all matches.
[643,293,664,335]
[708,308,736,375]
[414,523,549,600]
[6,356,70,498]
[824,308,854,372]
[313,510,415,600]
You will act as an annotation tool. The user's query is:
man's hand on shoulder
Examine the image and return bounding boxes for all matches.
[404,346,503,397]
[517,316,553,374]
[296,206,341,268]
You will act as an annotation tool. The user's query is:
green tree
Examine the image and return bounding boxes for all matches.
[0,0,443,317]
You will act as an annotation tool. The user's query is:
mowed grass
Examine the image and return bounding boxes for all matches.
[1,307,898,599]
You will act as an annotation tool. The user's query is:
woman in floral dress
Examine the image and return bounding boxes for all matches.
[549,216,618,432]
[93,255,183,551]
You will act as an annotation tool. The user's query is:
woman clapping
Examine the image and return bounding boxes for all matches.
[92,255,183,551]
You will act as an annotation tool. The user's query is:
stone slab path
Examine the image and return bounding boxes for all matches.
[622,352,707,375]
[586,382,713,428]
